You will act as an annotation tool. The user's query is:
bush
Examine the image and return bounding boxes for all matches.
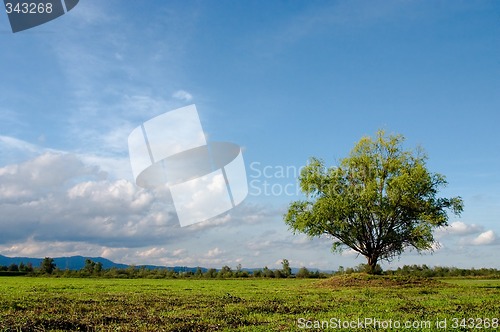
[296,267,310,278]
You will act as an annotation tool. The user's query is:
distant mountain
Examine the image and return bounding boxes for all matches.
[0,254,128,270]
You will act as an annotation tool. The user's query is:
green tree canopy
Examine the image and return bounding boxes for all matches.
[281,259,291,277]
[285,130,463,273]
[40,257,56,274]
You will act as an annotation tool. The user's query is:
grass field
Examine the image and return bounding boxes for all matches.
[0,276,499,331]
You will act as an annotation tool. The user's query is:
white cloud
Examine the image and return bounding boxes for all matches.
[206,247,224,258]
[172,90,193,102]
[438,221,484,236]
[471,230,497,246]
[0,152,100,202]
[0,134,132,183]
[136,247,186,260]
[437,221,498,247]
[0,239,108,258]
[0,152,182,247]
[77,153,132,181]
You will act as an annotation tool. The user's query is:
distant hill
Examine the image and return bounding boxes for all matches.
[0,254,209,272]
[0,254,128,270]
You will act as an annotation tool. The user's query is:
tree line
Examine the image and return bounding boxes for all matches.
[0,258,327,279]
[1,257,498,279]
[385,264,500,278]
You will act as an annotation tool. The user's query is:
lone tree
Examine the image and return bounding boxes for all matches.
[40,257,56,274]
[285,131,463,274]
[281,259,292,277]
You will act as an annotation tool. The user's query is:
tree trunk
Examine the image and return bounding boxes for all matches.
[367,256,378,275]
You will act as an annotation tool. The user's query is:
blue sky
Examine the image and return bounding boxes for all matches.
[0,0,499,270]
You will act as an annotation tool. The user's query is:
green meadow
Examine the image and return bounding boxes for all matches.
[0,276,499,331]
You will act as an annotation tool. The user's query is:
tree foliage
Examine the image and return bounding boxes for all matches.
[83,259,103,275]
[281,259,291,277]
[285,130,463,273]
[296,267,310,278]
[40,257,56,274]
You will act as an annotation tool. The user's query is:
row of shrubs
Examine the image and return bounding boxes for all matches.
[46,266,328,279]
[386,264,500,278]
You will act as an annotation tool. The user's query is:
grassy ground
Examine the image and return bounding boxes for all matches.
[0,275,498,331]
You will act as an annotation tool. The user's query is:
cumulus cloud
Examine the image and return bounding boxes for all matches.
[172,90,193,102]
[0,152,184,247]
[0,152,101,202]
[441,221,484,236]
[470,230,497,246]
[435,221,498,247]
